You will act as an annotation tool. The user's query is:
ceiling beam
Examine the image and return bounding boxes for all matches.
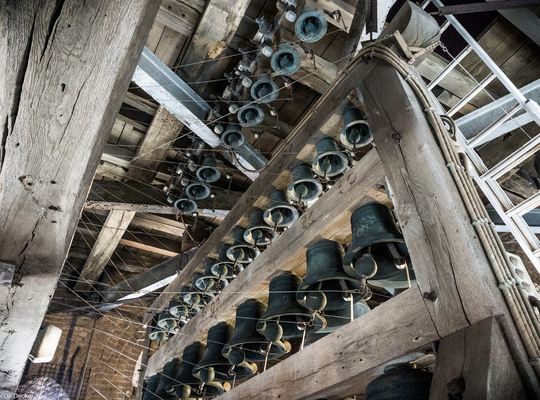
[155,0,204,36]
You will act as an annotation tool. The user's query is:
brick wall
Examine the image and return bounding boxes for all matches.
[21,312,144,400]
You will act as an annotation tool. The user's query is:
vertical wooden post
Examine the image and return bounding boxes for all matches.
[0,0,160,396]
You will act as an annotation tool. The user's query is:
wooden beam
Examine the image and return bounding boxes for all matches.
[124,92,158,116]
[218,288,439,400]
[0,0,160,394]
[146,149,387,373]
[430,317,526,399]
[155,0,204,36]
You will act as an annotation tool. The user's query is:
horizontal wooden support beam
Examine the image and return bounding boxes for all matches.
[146,149,387,374]
[155,0,204,36]
[218,287,439,400]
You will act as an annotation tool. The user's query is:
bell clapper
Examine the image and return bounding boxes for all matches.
[299,322,307,350]
[263,341,272,372]
[350,294,354,322]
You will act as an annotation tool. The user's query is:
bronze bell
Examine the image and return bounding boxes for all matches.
[271,43,301,76]
[226,228,261,264]
[157,311,178,331]
[257,272,326,340]
[251,73,279,103]
[343,203,416,289]
[243,209,277,246]
[193,271,228,293]
[182,284,215,307]
[186,182,211,200]
[174,193,198,215]
[149,328,168,344]
[209,246,242,279]
[222,124,246,148]
[287,163,323,203]
[196,156,221,183]
[340,108,372,150]
[171,342,223,399]
[168,298,199,320]
[155,358,182,398]
[222,299,287,363]
[143,374,162,400]
[263,190,299,229]
[312,138,348,178]
[295,8,328,43]
[193,322,254,383]
[238,104,265,127]
[297,240,367,311]
[366,363,433,400]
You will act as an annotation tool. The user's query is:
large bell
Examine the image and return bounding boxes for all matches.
[340,108,373,150]
[222,299,287,363]
[226,228,261,264]
[157,311,178,331]
[297,240,366,311]
[155,358,182,398]
[143,374,162,400]
[186,182,211,200]
[251,73,279,103]
[210,246,242,278]
[343,203,415,289]
[238,104,265,127]
[366,363,433,400]
[243,209,277,246]
[287,163,323,203]
[149,328,168,343]
[193,271,228,292]
[257,272,326,339]
[263,190,299,228]
[221,124,246,148]
[271,43,301,76]
[171,342,223,399]
[312,138,349,178]
[193,322,254,383]
[295,8,327,43]
[174,193,198,215]
[196,156,221,183]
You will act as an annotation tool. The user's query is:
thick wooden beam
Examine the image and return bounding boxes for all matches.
[155,0,203,36]
[218,288,439,400]
[0,0,160,395]
[430,317,526,399]
[146,149,387,373]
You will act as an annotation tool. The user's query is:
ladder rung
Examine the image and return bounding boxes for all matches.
[468,103,523,148]
[427,46,473,91]
[506,190,540,218]
[533,248,540,257]
[447,74,496,117]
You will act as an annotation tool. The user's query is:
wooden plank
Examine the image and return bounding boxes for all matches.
[0,0,160,394]
[430,317,526,399]
[217,288,439,400]
[146,149,387,373]
[132,214,186,237]
[116,112,149,132]
[156,0,201,37]
[124,92,158,116]
[154,26,187,68]
[119,238,178,257]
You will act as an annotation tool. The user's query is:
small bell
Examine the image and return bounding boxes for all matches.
[340,108,372,150]
[168,298,199,319]
[271,43,302,76]
[226,228,261,264]
[366,363,433,400]
[222,299,287,363]
[196,156,221,183]
[343,203,415,289]
[251,73,279,103]
[142,374,162,400]
[257,272,326,339]
[157,311,178,331]
[243,209,277,246]
[186,182,211,200]
[295,8,328,43]
[263,190,299,229]
[297,240,366,311]
[312,138,348,178]
[155,358,182,397]
[287,163,323,203]
[222,124,246,148]
[174,193,198,215]
[193,271,228,293]
[193,322,254,383]
[149,328,168,344]
[210,246,243,278]
[181,284,214,307]
[237,104,265,127]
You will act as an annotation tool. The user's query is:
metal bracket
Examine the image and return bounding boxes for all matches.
[393,30,440,64]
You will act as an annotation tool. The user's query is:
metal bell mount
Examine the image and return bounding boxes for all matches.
[196,156,221,183]
[340,108,373,150]
[171,342,223,399]
[193,322,254,383]
[210,246,242,279]
[257,272,326,340]
[365,363,433,400]
[243,209,277,246]
[251,73,279,103]
[297,239,368,311]
[174,192,198,215]
[221,124,246,148]
[149,328,168,344]
[287,163,323,203]
[155,358,182,398]
[343,203,415,289]
[271,43,301,76]
[295,8,328,43]
[157,311,178,331]
[142,374,162,400]
[186,181,211,200]
[226,228,261,264]
[222,299,287,363]
[312,137,349,178]
[237,104,265,127]
[263,190,299,229]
